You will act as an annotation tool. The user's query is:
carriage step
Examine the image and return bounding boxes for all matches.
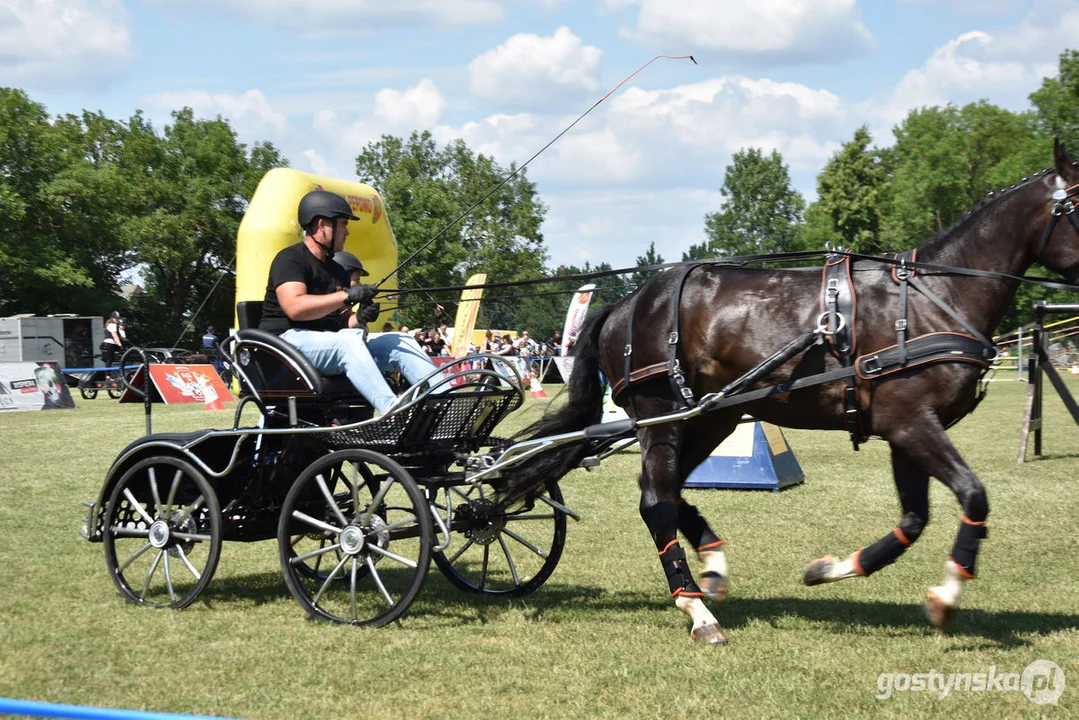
[79,501,97,541]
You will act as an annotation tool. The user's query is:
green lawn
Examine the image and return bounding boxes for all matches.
[0,375,1076,719]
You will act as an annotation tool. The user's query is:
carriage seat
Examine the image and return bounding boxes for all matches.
[233,301,358,398]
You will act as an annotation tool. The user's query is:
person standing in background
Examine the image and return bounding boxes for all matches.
[101,311,126,378]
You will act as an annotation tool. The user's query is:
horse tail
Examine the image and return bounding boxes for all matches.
[500,302,616,502]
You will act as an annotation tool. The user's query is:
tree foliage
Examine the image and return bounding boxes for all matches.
[812,125,886,252]
[355,131,547,330]
[687,148,805,260]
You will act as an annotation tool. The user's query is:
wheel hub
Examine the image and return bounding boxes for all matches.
[148,520,171,548]
[339,525,366,555]
[457,499,504,545]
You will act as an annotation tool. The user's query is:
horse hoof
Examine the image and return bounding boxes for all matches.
[690,622,728,645]
[700,572,728,603]
[803,556,836,586]
[924,590,954,629]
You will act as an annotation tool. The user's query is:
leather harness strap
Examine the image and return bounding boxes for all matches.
[614,263,702,409]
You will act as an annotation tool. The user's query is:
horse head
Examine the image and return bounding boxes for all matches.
[1041,139,1079,282]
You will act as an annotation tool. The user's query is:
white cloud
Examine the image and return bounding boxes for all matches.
[142,0,502,32]
[541,187,720,266]
[897,0,1023,15]
[302,148,334,177]
[373,79,447,128]
[619,0,874,66]
[0,0,131,89]
[145,89,288,136]
[469,27,601,109]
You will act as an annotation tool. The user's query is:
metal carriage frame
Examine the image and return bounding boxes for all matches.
[81,329,576,627]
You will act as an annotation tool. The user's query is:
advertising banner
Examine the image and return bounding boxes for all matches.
[120,364,234,410]
[561,284,595,355]
[452,273,486,358]
[0,362,76,412]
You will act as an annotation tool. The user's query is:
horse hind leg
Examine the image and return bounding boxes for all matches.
[638,423,727,645]
[675,412,741,604]
[677,499,729,602]
[804,444,930,587]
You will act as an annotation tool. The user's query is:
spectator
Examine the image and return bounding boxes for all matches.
[201,325,219,352]
[381,321,394,332]
[424,329,447,357]
[101,311,126,378]
[497,334,517,357]
[550,330,563,356]
[479,329,496,354]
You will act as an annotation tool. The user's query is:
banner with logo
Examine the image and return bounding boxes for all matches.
[0,362,76,412]
[561,283,595,355]
[119,364,234,410]
[452,273,486,358]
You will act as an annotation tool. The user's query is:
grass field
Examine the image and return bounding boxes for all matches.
[0,375,1077,719]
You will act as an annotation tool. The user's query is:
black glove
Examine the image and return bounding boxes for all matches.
[357,302,381,324]
[345,283,378,306]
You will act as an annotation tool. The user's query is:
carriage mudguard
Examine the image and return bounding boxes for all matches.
[855,332,993,380]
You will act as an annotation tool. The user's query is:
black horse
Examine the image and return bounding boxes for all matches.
[506,141,1079,643]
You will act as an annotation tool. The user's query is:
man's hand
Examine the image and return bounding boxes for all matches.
[346,283,378,306]
[357,302,380,324]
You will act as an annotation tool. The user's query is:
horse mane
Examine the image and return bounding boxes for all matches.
[917,168,1054,256]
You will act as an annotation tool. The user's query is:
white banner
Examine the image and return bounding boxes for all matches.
[561,283,595,355]
[551,356,575,384]
[0,362,76,412]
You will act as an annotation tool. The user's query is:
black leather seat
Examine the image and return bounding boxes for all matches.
[232,301,358,399]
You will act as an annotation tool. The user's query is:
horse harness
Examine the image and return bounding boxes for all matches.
[611,254,999,449]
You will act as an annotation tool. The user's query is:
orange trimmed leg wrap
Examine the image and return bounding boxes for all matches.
[950,517,987,578]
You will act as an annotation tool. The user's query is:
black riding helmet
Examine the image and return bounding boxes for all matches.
[297,189,359,231]
[332,251,370,277]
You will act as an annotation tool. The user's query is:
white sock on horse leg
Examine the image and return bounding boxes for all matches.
[675,595,718,631]
[827,554,862,581]
[699,548,728,578]
[928,559,966,606]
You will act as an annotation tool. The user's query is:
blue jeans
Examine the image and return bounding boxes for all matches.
[281,329,438,413]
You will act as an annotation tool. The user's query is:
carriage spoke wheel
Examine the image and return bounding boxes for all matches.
[278,449,432,627]
[80,386,98,400]
[102,456,221,609]
[433,479,566,596]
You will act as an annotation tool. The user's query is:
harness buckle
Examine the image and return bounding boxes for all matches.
[680,387,695,400]
[623,344,632,357]
[894,318,908,332]
[668,331,679,344]
[815,311,846,336]
[861,355,883,376]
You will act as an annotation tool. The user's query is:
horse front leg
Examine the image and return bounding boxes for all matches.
[638,426,727,645]
[804,444,930,585]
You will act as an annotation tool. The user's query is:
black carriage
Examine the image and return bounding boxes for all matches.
[80,303,574,627]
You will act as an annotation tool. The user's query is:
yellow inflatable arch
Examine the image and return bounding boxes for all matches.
[235,168,398,328]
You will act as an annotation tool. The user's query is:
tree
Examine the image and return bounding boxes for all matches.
[631,241,664,287]
[1030,49,1079,150]
[693,148,806,260]
[813,126,887,252]
[0,88,97,315]
[118,108,285,346]
[882,102,1045,250]
[355,131,548,329]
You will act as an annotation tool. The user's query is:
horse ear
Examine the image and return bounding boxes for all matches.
[1054,137,1078,183]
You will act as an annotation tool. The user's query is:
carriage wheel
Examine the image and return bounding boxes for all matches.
[278,449,432,627]
[433,479,566,596]
[80,387,98,400]
[102,455,222,609]
[107,385,123,399]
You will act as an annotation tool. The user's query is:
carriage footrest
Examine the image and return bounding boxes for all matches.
[80,500,99,542]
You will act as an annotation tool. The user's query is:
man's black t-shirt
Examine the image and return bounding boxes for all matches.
[260,242,350,334]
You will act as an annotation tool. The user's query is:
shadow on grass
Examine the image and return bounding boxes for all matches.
[410,580,1079,647]
[192,571,1078,647]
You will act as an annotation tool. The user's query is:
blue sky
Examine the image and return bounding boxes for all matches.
[3,0,1078,270]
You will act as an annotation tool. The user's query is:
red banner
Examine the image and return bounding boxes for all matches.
[119,364,234,409]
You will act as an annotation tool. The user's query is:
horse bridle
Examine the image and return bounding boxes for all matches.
[1036,181,1079,259]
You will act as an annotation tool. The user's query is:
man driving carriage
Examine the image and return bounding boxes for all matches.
[259,189,439,413]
